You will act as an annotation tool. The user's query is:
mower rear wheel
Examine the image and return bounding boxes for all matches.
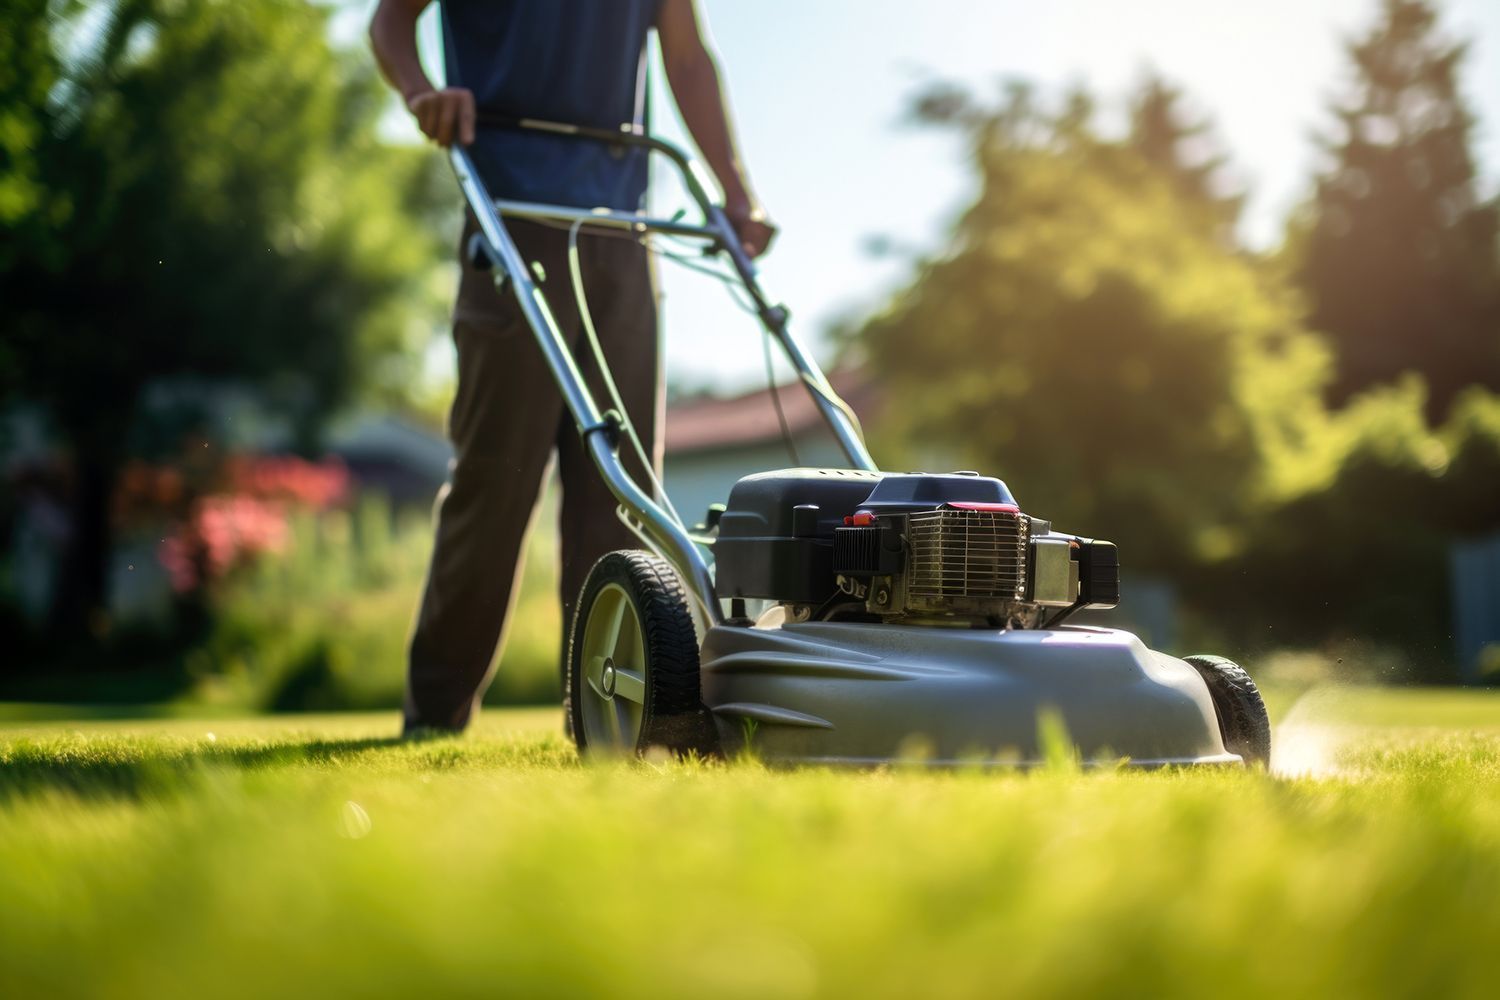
[1184,654,1271,767]
[565,550,716,758]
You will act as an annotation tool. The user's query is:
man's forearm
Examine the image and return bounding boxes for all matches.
[369,0,435,103]
[369,0,473,147]
[655,0,774,255]
[664,55,757,210]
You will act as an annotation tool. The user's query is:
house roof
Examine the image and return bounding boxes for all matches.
[665,368,878,455]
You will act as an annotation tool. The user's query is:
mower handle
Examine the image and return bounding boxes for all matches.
[472,114,756,279]
[469,116,871,449]
[447,117,878,619]
[474,113,721,209]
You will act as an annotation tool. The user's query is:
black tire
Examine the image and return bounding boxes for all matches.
[1183,654,1271,767]
[564,550,718,758]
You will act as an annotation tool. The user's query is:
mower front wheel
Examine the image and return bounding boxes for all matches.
[1184,654,1271,767]
[565,550,717,759]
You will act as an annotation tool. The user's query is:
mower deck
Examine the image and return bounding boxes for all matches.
[700,622,1238,767]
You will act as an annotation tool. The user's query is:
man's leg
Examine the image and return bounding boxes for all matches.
[555,235,662,652]
[405,222,571,733]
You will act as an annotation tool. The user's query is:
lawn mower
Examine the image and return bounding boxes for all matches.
[450,117,1271,767]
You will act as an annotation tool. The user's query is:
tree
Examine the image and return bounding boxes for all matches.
[1297,0,1500,418]
[857,85,1330,575]
[1220,377,1500,674]
[0,0,450,635]
[1127,74,1243,242]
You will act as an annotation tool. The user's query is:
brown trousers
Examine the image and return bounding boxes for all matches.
[405,218,661,732]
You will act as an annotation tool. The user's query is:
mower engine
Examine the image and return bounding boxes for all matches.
[714,470,1119,627]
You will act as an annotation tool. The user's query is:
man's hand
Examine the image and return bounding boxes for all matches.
[725,198,777,258]
[408,87,476,147]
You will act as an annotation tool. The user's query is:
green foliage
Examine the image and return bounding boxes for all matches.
[181,496,562,712]
[861,83,1329,572]
[0,0,62,262]
[1127,74,1244,239]
[1439,388,1500,531]
[1221,381,1500,666]
[1,0,452,625]
[4,0,447,425]
[1296,0,1500,416]
[4,690,1500,997]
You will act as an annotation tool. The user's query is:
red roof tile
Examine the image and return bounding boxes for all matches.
[665,368,878,455]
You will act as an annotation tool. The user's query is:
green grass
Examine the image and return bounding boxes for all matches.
[3,687,1499,999]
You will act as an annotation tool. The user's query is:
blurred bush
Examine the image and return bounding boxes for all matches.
[1216,384,1500,673]
[182,495,561,712]
[2,445,563,709]
[150,454,351,593]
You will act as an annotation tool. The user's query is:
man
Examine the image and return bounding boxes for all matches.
[369,0,774,733]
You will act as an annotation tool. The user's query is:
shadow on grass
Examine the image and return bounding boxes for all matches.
[0,736,408,802]
[1,726,581,802]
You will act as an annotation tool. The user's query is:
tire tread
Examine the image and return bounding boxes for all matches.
[1183,653,1272,767]
[565,550,717,757]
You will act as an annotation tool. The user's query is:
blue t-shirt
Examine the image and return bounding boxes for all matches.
[441,0,661,211]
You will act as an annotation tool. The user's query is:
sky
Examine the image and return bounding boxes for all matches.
[352,0,1500,393]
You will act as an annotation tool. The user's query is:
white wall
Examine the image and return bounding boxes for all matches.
[663,435,853,529]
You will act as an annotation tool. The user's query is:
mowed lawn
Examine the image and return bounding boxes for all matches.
[3,687,1499,999]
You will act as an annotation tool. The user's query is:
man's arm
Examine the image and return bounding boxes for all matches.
[657,0,776,257]
[369,0,474,147]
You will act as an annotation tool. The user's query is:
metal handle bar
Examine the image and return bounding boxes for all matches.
[488,198,720,243]
[448,120,877,617]
[471,114,876,473]
[475,113,723,211]
[449,144,722,623]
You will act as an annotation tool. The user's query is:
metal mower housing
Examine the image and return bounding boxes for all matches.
[701,621,1237,766]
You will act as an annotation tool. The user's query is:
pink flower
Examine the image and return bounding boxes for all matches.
[157,494,291,592]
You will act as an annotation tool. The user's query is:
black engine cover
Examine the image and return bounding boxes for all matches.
[714,469,1021,606]
[714,469,883,604]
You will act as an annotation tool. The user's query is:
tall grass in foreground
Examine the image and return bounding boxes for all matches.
[2,690,1499,998]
